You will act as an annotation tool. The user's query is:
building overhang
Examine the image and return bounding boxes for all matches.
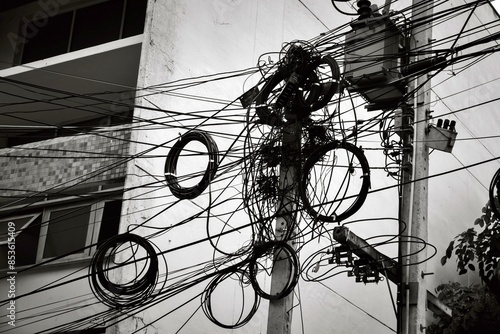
[0,35,143,135]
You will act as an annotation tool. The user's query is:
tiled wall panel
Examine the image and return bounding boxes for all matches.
[0,127,131,197]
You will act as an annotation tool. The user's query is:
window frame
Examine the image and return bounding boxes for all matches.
[13,0,147,66]
[37,201,98,262]
[0,212,41,245]
[0,193,122,270]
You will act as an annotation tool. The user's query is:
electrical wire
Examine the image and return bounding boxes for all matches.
[1,1,500,332]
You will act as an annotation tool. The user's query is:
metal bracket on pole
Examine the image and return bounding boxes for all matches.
[333,226,452,320]
[332,226,399,284]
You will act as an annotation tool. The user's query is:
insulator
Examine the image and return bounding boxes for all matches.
[357,0,372,19]
[436,119,443,128]
[449,120,456,132]
[443,119,450,130]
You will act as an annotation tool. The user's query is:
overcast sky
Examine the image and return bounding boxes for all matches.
[493,0,500,13]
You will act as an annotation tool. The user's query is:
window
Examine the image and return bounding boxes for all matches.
[41,204,94,260]
[0,199,121,269]
[15,0,147,65]
[0,213,42,267]
[19,11,73,64]
[70,0,124,52]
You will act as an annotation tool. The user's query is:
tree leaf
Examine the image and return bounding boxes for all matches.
[468,263,475,271]
[441,255,448,266]
[446,241,454,258]
[459,268,467,275]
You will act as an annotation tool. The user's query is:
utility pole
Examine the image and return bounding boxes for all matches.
[400,0,433,332]
[266,110,301,334]
[265,0,434,332]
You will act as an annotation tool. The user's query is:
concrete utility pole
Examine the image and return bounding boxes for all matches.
[266,111,301,334]
[400,0,433,332]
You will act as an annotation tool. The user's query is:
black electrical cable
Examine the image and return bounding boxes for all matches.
[164,130,219,200]
[242,125,284,227]
[200,269,260,329]
[330,0,358,17]
[253,43,339,126]
[248,241,299,300]
[298,55,340,112]
[490,168,500,220]
[301,140,371,223]
[89,233,161,309]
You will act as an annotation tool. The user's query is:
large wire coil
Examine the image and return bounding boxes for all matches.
[201,269,260,329]
[165,130,219,199]
[89,233,160,309]
[248,241,300,300]
[301,141,371,223]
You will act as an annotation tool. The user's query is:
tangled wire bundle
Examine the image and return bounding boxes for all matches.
[254,42,340,126]
[201,268,260,329]
[165,130,219,200]
[248,241,300,300]
[89,233,162,309]
[301,140,371,223]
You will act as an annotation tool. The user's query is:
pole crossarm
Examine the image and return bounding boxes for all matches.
[332,226,452,320]
[332,226,399,284]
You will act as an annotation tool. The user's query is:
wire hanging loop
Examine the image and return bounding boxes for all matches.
[248,241,300,300]
[89,233,160,309]
[164,130,219,199]
[201,269,261,329]
[300,140,371,223]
